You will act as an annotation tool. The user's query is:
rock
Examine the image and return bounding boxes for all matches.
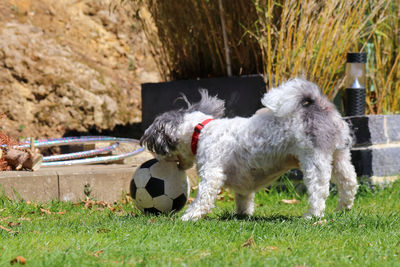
[0,0,160,138]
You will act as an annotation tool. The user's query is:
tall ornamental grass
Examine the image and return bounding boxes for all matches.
[251,0,389,98]
[128,0,263,80]
[364,0,400,114]
[124,0,399,113]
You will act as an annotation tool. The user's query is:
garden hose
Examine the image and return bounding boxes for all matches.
[13,136,145,167]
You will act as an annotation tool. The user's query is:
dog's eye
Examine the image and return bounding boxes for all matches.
[302,98,313,107]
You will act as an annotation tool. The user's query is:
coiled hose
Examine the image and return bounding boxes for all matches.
[14,136,145,167]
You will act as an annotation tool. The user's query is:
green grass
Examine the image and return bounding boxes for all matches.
[1,181,400,266]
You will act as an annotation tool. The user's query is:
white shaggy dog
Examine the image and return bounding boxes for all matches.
[140,78,358,221]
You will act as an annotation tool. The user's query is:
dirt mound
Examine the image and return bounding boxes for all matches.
[0,0,159,138]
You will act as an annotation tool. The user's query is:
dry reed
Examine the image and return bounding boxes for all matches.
[251,0,390,98]
[122,0,399,113]
[126,0,263,80]
[364,1,400,114]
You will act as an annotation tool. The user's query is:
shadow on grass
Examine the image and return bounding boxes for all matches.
[216,211,301,222]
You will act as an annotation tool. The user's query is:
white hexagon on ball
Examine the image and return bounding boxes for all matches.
[153,195,173,212]
[134,188,153,209]
[130,158,190,214]
[132,168,151,188]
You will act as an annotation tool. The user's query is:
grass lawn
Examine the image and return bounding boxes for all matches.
[1,180,400,267]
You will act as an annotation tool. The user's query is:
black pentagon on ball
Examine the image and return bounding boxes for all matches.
[140,158,158,169]
[143,207,162,215]
[145,177,165,197]
[129,178,137,199]
[172,193,187,211]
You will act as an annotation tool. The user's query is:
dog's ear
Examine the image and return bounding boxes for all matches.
[261,85,299,117]
[140,111,183,155]
[262,78,322,117]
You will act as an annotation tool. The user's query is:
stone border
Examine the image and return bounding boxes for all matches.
[346,115,400,180]
[0,165,136,203]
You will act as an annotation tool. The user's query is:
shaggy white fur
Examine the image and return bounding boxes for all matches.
[140,78,359,221]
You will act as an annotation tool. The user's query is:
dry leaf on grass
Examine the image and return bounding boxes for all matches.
[261,246,279,251]
[40,208,51,215]
[241,236,255,248]
[92,250,104,257]
[0,217,11,221]
[10,256,26,265]
[82,198,116,211]
[0,225,18,234]
[147,218,156,224]
[312,219,327,226]
[0,225,12,232]
[281,199,299,204]
[8,222,21,227]
[0,208,5,213]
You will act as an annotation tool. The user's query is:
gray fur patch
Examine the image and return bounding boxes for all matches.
[297,80,342,150]
[140,89,225,154]
[140,110,184,155]
[184,89,225,119]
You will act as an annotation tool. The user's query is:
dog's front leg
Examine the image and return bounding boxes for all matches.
[300,153,333,218]
[181,168,225,221]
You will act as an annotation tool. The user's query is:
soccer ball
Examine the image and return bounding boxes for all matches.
[130,159,190,214]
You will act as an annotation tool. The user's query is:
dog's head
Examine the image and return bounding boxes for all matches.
[140,89,225,164]
[262,78,335,117]
[262,78,351,150]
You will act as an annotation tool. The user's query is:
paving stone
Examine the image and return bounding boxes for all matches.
[141,75,266,129]
[57,165,136,203]
[387,115,400,142]
[0,170,58,201]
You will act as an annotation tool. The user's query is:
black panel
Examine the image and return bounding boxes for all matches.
[129,179,137,199]
[172,193,187,212]
[145,177,165,197]
[140,158,158,169]
[351,149,373,177]
[141,75,266,129]
[345,117,371,146]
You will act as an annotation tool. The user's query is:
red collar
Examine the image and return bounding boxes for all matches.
[191,118,214,155]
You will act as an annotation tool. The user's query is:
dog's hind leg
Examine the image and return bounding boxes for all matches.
[300,153,333,218]
[235,192,255,216]
[331,148,358,210]
[181,167,225,221]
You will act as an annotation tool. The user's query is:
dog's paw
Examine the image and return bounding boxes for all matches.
[302,212,324,219]
[336,202,353,211]
[181,213,200,222]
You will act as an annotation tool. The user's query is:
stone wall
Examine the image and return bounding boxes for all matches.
[347,115,400,184]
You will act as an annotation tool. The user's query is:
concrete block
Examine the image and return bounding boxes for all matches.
[141,75,266,129]
[351,146,400,177]
[372,147,400,176]
[57,165,136,203]
[387,115,400,142]
[0,170,58,201]
[346,115,387,146]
